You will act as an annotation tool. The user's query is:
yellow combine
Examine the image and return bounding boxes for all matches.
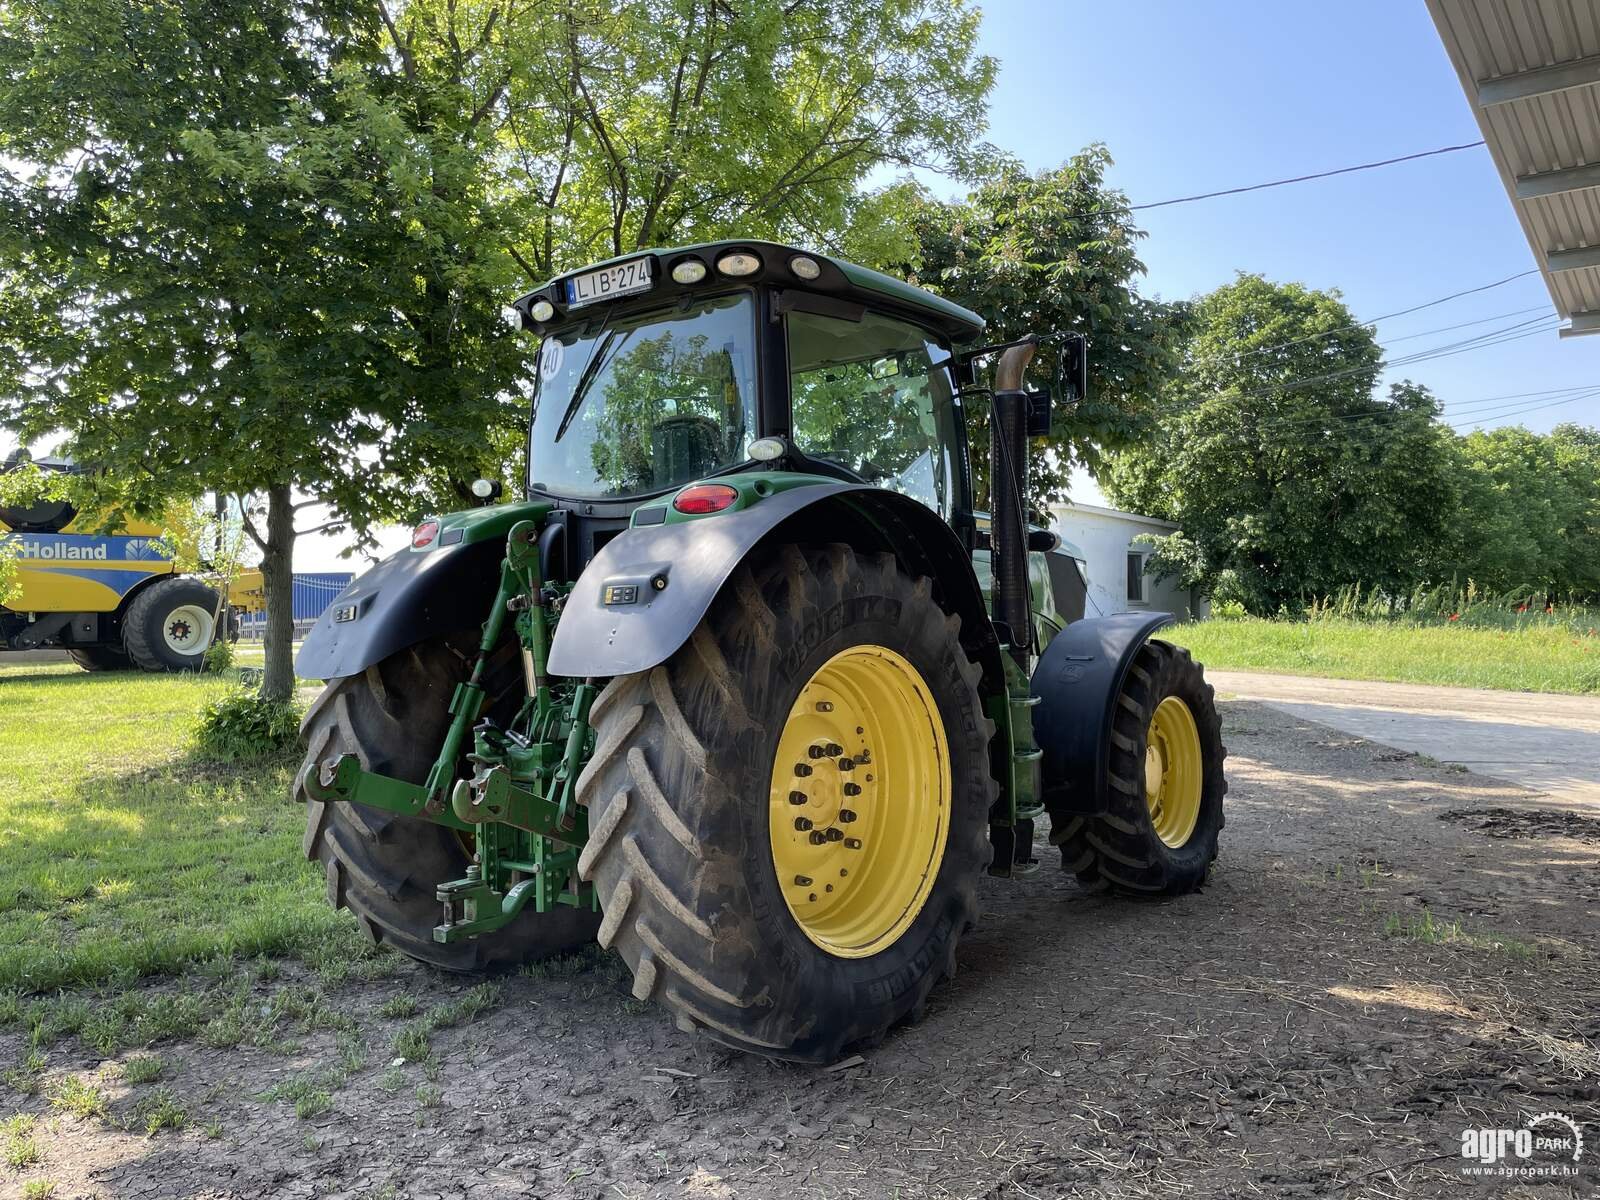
[1,457,262,672]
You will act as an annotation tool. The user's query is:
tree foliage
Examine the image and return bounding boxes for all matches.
[1101,275,1459,613]
[1446,423,1600,597]
[0,0,997,697]
[888,147,1191,507]
[498,0,995,277]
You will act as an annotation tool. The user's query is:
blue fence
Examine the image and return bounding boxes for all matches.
[292,573,354,622]
[237,572,354,638]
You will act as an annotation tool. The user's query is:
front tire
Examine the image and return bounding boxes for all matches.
[1050,639,1226,895]
[296,636,601,970]
[576,544,997,1062]
[124,576,221,672]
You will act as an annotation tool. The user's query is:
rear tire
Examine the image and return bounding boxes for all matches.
[296,636,601,970]
[1050,639,1226,895]
[576,543,997,1062]
[124,577,221,672]
[68,645,135,672]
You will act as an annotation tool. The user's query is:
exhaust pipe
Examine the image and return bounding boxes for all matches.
[991,341,1036,666]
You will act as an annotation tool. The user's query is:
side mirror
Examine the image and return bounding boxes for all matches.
[1058,333,1088,405]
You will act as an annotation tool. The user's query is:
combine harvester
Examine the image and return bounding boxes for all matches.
[1,455,259,672]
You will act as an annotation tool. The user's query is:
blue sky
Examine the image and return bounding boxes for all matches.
[964,0,1600,441]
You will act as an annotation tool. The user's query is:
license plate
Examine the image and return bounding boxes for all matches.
[565,257,653,308]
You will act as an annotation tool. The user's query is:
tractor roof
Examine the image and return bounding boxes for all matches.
[511,239,986,342]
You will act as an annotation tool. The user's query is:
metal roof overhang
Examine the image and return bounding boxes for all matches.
[1428,0,1600,335]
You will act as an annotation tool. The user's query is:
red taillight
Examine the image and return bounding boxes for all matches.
[672,484,740,515]
[412,519,440,548]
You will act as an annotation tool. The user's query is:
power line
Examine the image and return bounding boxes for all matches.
[1195,270,1543,366]
[1205,314,1561,407]
[1147,321,1573,438]
[1447,390,1600,430]
[1128,141,1487,211]
[1378,305,1548,345]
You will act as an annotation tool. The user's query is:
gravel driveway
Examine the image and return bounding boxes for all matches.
[4,699,1597,1199]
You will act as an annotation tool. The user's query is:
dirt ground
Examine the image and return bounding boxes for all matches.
[4,699,1598,1199]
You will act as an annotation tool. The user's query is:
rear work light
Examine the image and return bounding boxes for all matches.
[412,519,440,548]
[672,484,739,515]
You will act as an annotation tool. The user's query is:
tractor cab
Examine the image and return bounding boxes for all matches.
[504,243,985,565]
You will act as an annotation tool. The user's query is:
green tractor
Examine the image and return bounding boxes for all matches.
[296,241,1226,1062]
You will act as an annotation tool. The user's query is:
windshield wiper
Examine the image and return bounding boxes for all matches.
[553,317,636,444]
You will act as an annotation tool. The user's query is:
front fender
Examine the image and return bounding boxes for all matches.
[295,501,550,681]
[547,483,1001,685]
[1030,612,1174,814]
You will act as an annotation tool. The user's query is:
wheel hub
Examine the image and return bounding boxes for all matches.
[161,604,215,655]
[768,645,949,959]
[1144,695,1202,849]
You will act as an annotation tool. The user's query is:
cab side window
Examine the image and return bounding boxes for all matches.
[787,308,958,517]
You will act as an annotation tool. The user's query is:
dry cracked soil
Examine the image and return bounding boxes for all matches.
[3,699,1597,1199]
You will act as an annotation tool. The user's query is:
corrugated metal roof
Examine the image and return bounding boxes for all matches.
[1428,0,1600,333]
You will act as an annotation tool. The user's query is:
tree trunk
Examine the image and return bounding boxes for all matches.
[260,482,296,702]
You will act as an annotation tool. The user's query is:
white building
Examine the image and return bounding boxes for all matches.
[1051,502,1206,622]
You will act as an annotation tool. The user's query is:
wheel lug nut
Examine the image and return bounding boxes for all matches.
[794,874,812,886]
[837,758,854,772]
[789,790,808,805]
[839,809,856,823]
[809,831,828,845]
[825,827,843,842]
[843,782,861,797]
[814,701,833,712]
[844,837,862,850]
[808,743,828,759]
[794,817,813,831]
[794,763,813,777]
[858,749,871,764]
[825,742,842,757]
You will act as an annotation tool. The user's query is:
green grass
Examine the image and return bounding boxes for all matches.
[130,1085,186,1134]
[0,660,358,993]
[1167,617,1600,694]
[1381,909,1536,959]
[48,1075,107,1120]
[120,1055,166,1085]
[2,1114,41,1167]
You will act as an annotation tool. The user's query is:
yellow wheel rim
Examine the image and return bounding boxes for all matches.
[1145,695,1203,848]
[768,645,950,959]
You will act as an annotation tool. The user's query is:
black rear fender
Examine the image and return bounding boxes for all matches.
[547,483,1005,697]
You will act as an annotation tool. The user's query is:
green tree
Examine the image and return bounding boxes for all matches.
[888,147,1191,507]
[1101,275,1459,613]
[498,0,995,278]
[0,0,998,698]
[1447,423,1600,598]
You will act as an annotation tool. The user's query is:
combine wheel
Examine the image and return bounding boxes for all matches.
[1051,639,1226,895]
[296,635,601,970]
[123,577,221,672]
[577,543,997,1062]
[68,645,135,672]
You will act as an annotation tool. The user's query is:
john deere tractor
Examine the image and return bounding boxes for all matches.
[296,241,1226,1061]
